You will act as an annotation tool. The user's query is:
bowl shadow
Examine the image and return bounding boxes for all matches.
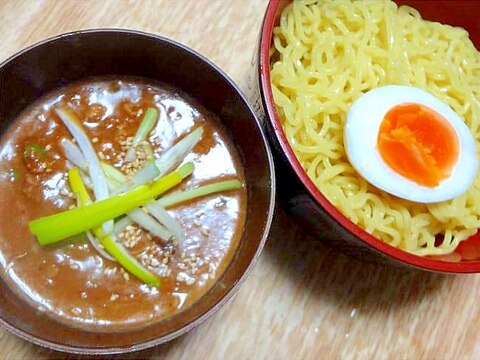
[261,197,451,315]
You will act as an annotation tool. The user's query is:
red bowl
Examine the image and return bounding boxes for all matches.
[257,0,480,273]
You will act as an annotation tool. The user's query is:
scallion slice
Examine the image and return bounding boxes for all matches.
[146,203,184,244]
[29,162,194,245]
[23,144,47,159]
[61,138,87,170]
[133,108,158,147]
[125,107,158,162]
[101,161,127,184]
[157,180,243,208]
[68,167,159,286]
[56,106,113,235]
[116,126,203,193]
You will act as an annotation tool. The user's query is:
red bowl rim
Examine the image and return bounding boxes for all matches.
[259,0,480,273]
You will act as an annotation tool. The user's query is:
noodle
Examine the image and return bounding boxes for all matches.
[270,0,480,256]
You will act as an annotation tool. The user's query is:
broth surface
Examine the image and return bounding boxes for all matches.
[0,78,246,330]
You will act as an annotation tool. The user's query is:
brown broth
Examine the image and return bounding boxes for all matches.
[0,78,246,331]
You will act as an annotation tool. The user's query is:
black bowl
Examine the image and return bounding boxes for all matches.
[0,29,275,354]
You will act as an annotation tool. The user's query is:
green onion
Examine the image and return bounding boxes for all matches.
[112,179,243,238]
[133,108,158,147]
[116,126,203,193]
[68,167,159,286]
[56,106,113,235]
[101,235,159,286]
[158,180,243,208]
[101,161,127,184]
[146,202,184,243]
[7,168,22,182]
[124,108,158,162]
[29,162,194,245]
[69,167,91,205]
[142,142,155,160]
[127,207,172,240]
[99,162,173,240]
[23,144,47,159]
[61,138,87,170]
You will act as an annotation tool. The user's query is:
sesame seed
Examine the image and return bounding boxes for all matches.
[150,258,159,267]
[71,307,82,315]
[92,137,99,143]
[110,293,119,301]
[176,272,188,282]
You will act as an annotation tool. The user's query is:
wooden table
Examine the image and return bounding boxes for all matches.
[2,1,480,359]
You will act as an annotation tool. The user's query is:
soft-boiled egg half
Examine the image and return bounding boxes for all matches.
[344,85,478,203]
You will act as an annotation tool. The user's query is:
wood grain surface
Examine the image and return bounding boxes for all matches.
[1,1,480,359]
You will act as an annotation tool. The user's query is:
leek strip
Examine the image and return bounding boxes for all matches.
[68,167,159,286]
[127,208,172,240]
[61,138,87,170]
[79,170,94,190]
[23,144,47,159]
[91,161,170,239]
[154,126,203,176]
[114,217,132,235]
[116,126,203,193]
[106,178,121,192]
[69,168,91,205]
[143,142,155,160]
[56,106,113,235]
[101,236,159,286]
[133,108,158,147]
[29,162,194,245]
[157,180,243,208]
[101,162,127,184]
[69,169,115,261]
[125,108,158,162]
[146,203,184,243]
[86,230,115,262]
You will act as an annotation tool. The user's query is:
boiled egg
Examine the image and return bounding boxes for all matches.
[344,85,478,203]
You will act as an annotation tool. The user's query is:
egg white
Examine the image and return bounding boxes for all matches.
[344,85,478,203]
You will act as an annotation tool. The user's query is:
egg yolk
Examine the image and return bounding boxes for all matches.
[377,103,459,187]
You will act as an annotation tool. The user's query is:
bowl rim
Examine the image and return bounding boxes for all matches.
[0,28,276,354]
[259,0,480,273]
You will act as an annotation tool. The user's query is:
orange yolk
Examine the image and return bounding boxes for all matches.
[377,103,459,187]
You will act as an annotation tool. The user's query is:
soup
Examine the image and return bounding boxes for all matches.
[0,78,246,330]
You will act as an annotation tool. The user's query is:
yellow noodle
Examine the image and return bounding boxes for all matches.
[271,0,480,256]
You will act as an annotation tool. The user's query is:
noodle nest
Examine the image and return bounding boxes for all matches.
[270,0,480,256]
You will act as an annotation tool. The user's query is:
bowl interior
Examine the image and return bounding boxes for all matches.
[0,30,274,353]
[260,0,480,272]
